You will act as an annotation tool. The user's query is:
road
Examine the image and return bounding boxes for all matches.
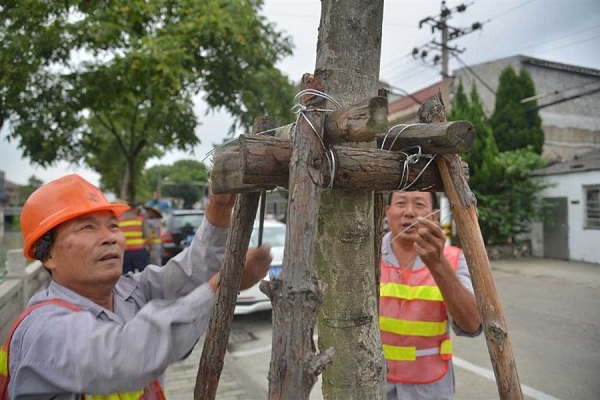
[225,258,600,399]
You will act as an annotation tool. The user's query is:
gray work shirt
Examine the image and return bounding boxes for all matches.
[381,232,482,400]
[7,219,227,399]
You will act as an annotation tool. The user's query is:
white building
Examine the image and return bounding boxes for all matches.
[531,150,600,264]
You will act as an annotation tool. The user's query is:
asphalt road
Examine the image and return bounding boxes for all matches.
[227,258,600,400]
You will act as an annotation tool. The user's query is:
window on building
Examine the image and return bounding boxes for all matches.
[585,185,600,229]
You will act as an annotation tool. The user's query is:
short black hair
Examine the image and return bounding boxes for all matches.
[386,191,439,209]
[33,229,55,261]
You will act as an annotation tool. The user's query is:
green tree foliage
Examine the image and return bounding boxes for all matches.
[449,80,551,244]
[144,160,209,208]
[490,66,544,154]
[1,0,296,202]
[476,148,552,244]
[18,176,44,206]
[448,81,500,192]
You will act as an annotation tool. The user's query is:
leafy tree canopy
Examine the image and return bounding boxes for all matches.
[1,0,296,201]
[490,66,544,154]
[476,148,552,244]
[448,80,500,192]
[143,159,209,208]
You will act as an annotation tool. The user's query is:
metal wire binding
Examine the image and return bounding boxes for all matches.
[292,89,342,189]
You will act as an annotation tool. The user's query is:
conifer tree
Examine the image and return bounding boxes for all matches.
[490,66,544,154]
[448,81,500,192]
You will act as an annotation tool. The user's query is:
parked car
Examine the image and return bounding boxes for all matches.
[235,220,286,315]
[160,209,205,264]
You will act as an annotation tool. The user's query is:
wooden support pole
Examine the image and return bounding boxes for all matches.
[265,96,389,143]
[211,135,473,194]
[193,117,274,400]
[210,120,473,194]
[376,120,475,154]
[418,93,523,400]
[260,74,335,399]
[240,135,446,192]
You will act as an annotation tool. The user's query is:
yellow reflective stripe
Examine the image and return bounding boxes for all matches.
[119,220,142,227]
[383,344,417,361]
[123,231,143,238]
[0,348,8,376]
[151,238,161,244]
[379,316,447,337]
[380,282,444,301]
[441,338,453,355]
[87,390,143,400]
[125,238,146,245]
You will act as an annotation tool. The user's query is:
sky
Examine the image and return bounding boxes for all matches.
[1,0,599,187]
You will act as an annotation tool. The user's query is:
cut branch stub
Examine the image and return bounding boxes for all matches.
[323,96,388,143]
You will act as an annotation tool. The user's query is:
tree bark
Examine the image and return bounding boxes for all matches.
[261,74,335,400]
[193,117,273,400]
[376,120,474,153]
[418,93,524,400]
[314,1,387,399]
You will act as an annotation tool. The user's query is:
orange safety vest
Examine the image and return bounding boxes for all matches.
[379,246,461,384]
[119,216,147,251]
[0,299,165,400]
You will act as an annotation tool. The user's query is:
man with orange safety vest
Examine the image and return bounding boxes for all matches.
[119,205,151,274]
[381,191,482,400]
[0,174,271,399]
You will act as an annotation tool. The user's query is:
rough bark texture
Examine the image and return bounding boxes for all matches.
[376,120,475,154]
[323,96,388,143]
[418,93,524,400]
[261,75,334,400]
[194,117,272,400]
[314,1,387,399]
[210,116,473,194]
[238,135,445,192]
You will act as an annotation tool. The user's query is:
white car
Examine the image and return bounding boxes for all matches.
[234,220,286,315]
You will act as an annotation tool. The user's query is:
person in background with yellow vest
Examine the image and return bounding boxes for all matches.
[119,204,151,274]
[1,174,271,399]
[380,191,482,400]
[144,207,163,266]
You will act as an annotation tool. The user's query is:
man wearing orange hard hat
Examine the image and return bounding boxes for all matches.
[1,174,271,399]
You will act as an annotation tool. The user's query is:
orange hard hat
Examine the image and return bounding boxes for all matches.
[21,174,130,260]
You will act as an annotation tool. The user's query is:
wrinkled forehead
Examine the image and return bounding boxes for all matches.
[57,210,119,230]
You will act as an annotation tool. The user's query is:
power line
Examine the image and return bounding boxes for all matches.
[532,86,600,111]
[452,52,496,95]
[387,86,424,105]
[483,0,537,23]
[535,33,600,56]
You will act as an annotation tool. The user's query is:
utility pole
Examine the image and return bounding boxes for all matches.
[440,1,450,106]
[415,0,484,104]
[415,0,483,244]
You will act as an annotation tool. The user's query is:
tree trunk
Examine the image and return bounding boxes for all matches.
[314,1,386,399]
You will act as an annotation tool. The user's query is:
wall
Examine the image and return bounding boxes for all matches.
[531,170,600,264]
[453,55,600,162]
[0,249,50,341]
